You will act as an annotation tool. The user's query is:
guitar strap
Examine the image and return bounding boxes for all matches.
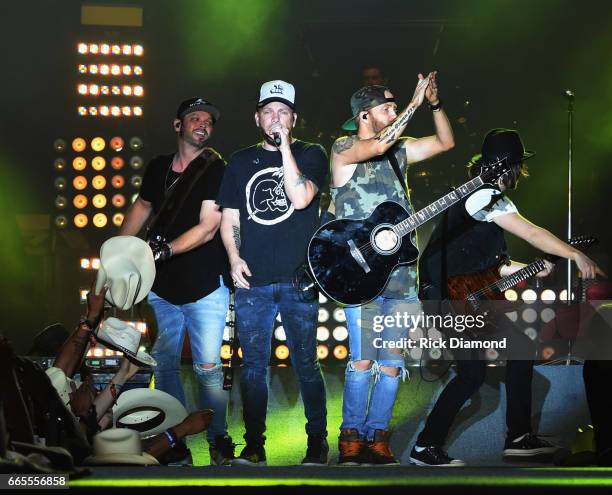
[146,149,221,241]
[385,149,410,201]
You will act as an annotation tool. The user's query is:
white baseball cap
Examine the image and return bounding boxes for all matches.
[257,80,295,109]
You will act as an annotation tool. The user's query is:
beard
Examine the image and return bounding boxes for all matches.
[179,128,208,149]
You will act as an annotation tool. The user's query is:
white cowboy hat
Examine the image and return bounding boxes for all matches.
[83,428,159,465]
[96,317,156,367]
[95,236,155,310]
[113,388,188,439]
[45,367,80,407]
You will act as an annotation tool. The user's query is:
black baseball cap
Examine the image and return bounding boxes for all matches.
[176,97,220,123]
[341,85,395,131]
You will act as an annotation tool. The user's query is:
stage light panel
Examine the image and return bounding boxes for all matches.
[133,44,143,56]
[541,289,556,303]
[129,137,143,150]
[54,177,67,191]
[77,43,88,54]
[317,345,329,360]
[112,175,125,188]
[55,215,67,228]
[91,137,105,151]
[78,83,87,95]
[540,308,556,323]
[220,344,231,360]
[521,289,537,304]
[55,195,67,209]
[72,137,86,152]
[133,85,144,97]
[130,156,143,169]
[130,175,142,188]
[100,43,110,55]
[133,106,143,116]
[54,158,66,171]
[333,308,346,322]
[316,326,330,342]
[111,157,125,170]
[72,157,87,171]
[504,289,518,302]
[92,194,107,208]
[521,308,538,323]
[333,345,348,360]
[110,137,124,151]
[112,194,126,208]
[318,308,329,323]
[275,345,289,360]
[332,326,348,341]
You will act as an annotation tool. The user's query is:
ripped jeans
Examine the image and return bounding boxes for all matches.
[148,279,229,445]
[341,296,419,440]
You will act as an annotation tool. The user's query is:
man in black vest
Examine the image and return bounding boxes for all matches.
[410,129,604,466]
[119,98,234,465]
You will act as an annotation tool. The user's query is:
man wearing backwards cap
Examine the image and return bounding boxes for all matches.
[330,72,455,465]
[410,128,605,467]
[217,80,328,466]
[119,97,234,465]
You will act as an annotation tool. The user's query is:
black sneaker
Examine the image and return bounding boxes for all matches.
[209,435,236,466]
[409,446,466,467]
[503,434,559,458]
[232,443,267,466]
[301,436,329,466]
[364,430,400,466]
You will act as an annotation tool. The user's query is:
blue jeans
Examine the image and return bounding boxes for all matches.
[148,279,229,445]
[235,283,327,444]
[341,296,419,440]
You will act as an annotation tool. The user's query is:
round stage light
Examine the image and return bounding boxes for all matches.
[333,345,348,360]
[540,308,556,323]
[122,106,132,117]
[133,85,144,97]
[133,66,143,76]
[524,327,538,341]
[333,308,346,322]
[101,85,110,95]
[111,64,121,76]
[111,156,125,170]
[560,289,572,302]
[53,139,66,152]
[220,344,231,360]
[78,64,87,74]
[317,345,329,360]
[130,175,142,188]
[130,155,144,170]
[122,44,132,56]
[275,345,289,360]
[273,326,286,341]
[90,64,100,75]
[89,84,100,96]
[541,346,555,360]
[485,349,499,361]
[87,107,97,116]
[91,156,106,171]
[409,327,423,341]
[55,215,67,228]
[429,348,442,360]
[122,65,132,76]
[541,289,557,303]
[318,308,329,323]
[112,194,126,208]
[78,84,88,95]
[111,85,121,96]
[53,158,66,171]
[409,347,423,361]
[100,43,110,55]
[54,177,67,191]
[73,176,87,191]
[122,85,132,96]
[504,289,518,302]
[111,106,121,117]
[112,212,124,227]
[93,213,108,228]
[316,326,330,342]
[521,308,538,323]
[54,195,67,209]
[332,326,348,342]
[133,106,143,117]
[129,137,143,151]
[133,44,143,56]
[77,42,88,54]
[78,106,88,116]
[111,175,125,189]
[110,136,124,152]
[88,43,99,54]
[91,137,106,152]
[73,194,88,209]
[92,194,107,208]
[72,137,86,152]
[92,175,107,190]
[521,289,537,304]
[112,44,121,55]
[74,213,88,228]
[72,156,87,171]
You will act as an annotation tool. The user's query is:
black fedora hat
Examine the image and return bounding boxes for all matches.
[482,128,535,165]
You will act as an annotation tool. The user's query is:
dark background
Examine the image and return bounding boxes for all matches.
[1,0,610,352]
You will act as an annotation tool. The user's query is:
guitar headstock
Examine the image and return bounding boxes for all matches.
[479,158,511,186]
[568,234,598,251]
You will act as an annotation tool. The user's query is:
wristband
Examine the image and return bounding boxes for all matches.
[429,100,442,112]
[164,429,178,448]
[78,317,95,331]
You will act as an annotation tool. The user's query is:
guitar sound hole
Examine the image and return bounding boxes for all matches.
[372,227,399,254]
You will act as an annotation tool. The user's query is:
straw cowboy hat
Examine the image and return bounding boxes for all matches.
[113,388,188,439]
[96,317,156,367]
[83,428,159,466]
[95,236,155,310]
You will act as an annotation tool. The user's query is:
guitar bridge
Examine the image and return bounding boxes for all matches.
[347,239,371,274]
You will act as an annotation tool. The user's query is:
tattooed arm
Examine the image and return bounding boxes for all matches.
[220,208,252,289]
[331,73,431,168]
[278,147,319,209]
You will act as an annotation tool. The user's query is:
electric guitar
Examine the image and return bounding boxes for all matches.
[448,235,597,312]
[308,159,512,306]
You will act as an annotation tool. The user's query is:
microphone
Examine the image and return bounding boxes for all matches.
[273,132,282,147]
[564,89,574,100]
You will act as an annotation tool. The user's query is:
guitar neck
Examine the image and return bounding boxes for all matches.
[493,259,547,292]
[395,176,484,236]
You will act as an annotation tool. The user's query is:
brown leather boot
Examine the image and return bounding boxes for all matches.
[365,429,399,465]
[338,428,364,466]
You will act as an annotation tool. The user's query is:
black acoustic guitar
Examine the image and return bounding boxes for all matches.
[308,160,512,306]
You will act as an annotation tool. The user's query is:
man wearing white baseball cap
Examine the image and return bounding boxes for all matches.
[119,96,234,465]
[217,80,328,466]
